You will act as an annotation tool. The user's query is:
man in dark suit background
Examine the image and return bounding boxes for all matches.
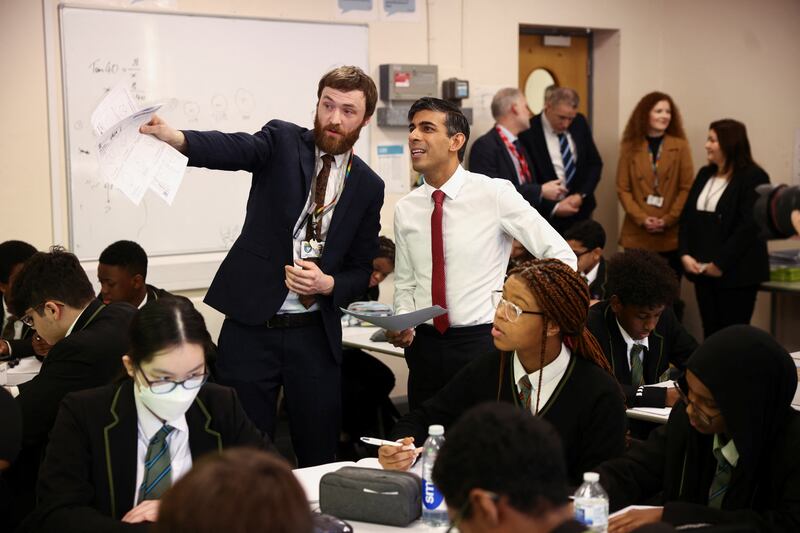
[468,87,566,207]
[0,240,39,359]
[4,247,136,526]
[519,87,603,233]
[140,66,384,466]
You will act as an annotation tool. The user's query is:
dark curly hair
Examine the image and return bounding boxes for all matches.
[432,402,570,520]
[606,249,678,307]
[99,240,148,278]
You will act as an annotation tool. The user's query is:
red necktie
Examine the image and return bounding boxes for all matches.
[495,127,532,184]
[431,190,449,334]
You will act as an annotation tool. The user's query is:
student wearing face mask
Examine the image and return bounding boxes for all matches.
[597,325,800,533]
[25,296,272,533]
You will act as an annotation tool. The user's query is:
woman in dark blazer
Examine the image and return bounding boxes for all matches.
[678,119,769,338]
[26,297,272,533]
[598,325,800,532]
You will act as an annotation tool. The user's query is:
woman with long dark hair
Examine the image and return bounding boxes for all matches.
[378,259,626,485]
[28,296,271,532]
[678,119,769,338]
[617,92,694,279]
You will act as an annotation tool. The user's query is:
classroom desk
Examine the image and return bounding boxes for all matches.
[759,281,800,335]
[627,351,800,425]
[1,356,42,386]
[342,326,405,358]
[294,459,445,532]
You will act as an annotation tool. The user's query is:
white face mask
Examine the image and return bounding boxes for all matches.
[134,373,201,423]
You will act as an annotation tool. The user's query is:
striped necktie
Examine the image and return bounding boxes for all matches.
[630,343,645,387]
[299,154,334,309]
[518,374,533,411]
[138,424,175,502]
[708,449,733,509]
[558,132,576,186]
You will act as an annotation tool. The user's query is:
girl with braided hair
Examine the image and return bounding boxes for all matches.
[380,258,626,486]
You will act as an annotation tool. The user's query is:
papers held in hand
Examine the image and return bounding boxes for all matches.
[340,305,447,331]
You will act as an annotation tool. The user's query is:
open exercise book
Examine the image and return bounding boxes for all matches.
[294,458,423,503]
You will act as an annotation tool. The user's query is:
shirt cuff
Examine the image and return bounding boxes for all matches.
[4,385,20,398]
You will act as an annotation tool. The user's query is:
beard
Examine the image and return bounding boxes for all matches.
[313,113,363,155]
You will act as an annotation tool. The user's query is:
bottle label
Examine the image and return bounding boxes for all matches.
[575,502,608,527]
[422,479,445,510]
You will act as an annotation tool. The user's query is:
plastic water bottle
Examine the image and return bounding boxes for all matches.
[422,424,448,526]
[574,472,609,532]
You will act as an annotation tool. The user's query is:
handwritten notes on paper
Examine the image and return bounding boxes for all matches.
[92,87,187,205]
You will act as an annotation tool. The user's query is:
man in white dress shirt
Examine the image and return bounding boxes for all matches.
[387,97,576,409]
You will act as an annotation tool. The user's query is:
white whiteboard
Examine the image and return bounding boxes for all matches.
[60,6,369,260]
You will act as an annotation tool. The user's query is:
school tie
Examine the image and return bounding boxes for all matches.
[630,343,645,387]
[708,450,733,509]
[518,374,533,412]
[299,154,334,309]
[431,189,449,334]
[557,133,576,186]
[138,424,175,502]
[2,315,18,339]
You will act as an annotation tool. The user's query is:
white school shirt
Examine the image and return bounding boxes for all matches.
[133,393,192,506]
[541,111,577,183]
[584,260,600,287]
[279,149,349,314]
[616,318,650,371]
[696,176,729,212]
[513,343,571,413]
[393,165,576,326]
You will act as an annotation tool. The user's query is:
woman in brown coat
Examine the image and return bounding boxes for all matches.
[617,92,694,279]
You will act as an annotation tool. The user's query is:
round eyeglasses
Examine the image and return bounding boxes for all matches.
[137,367,209,394]
[491,291,544,323]
[673,383,721,427]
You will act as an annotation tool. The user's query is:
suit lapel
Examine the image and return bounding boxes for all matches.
[299,129,316,199]
[103,381,138,519]
[533,115,558,181]
[491,128,518,182]
[325,154,359,251]
[73,299,103,332]
[187,392,223,459]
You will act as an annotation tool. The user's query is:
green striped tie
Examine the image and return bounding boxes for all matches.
[708,453,732,509]
[630,343,645,387]
[518,374,533,411]
[138,424,175,501]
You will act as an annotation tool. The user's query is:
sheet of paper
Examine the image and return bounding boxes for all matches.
[95,102,187,205]
[340,305,447,331]
[630,407,672,418]
[376,144,409,193]
[91,83,139,138]
[609,505,659,519]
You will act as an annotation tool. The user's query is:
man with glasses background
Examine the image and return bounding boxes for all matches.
[4,247,136,527]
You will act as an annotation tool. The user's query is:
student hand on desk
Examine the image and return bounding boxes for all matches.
[385,328,415,348]
[32,334,52,357]
[121,500,160,524]
[608,506,663,533]
[139,114,188,154]
[285,260,334,296]
[378,437,421,471]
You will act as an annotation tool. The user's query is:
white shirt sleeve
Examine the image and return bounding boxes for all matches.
[392,203,417,316]
[495,180,578,270]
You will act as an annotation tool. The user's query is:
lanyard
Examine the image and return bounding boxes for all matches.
[293,151,354,240]
[649,140,663,193]
[495,127,531,183]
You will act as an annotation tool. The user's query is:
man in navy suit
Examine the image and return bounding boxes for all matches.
[140,66,384,466]
[518,87,603,233]
[468,88,566,208]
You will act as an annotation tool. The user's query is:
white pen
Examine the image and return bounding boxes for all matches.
[360,437,403,447]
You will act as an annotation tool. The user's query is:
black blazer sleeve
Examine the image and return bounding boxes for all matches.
[713,166,769,273]
[468,134,501,178]
[183,122,278,173]
[33,395,147,533]
[469,131,543,208]
[0,387,21,465]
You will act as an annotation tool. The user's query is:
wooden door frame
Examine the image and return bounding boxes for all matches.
[519,25,594,125]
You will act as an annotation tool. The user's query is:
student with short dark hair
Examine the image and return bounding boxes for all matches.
[4,247,137,527]
[563,220,607,301]
[433,403,587,533]
[155,448,310,533]
[599,325,800,532]
[587,249,697,408]
[29,296,271,532]
[0,240,40,358]
[381,259,625,485]
[98,240,171,308]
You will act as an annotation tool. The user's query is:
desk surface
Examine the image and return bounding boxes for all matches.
[342,326,405,358]
[760,280,800,293]
[2,356,42,386]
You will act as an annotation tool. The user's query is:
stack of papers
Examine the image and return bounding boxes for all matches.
[91,85,188,206]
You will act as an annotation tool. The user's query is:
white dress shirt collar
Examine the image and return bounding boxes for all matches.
[584,260,600,286]
[495,124,518,143]
[423,164,467,201]
[137,291,149,310]
[541,111,557,136]
[513,343,571,412]
[65,302,93,338]
[315,148,348,169]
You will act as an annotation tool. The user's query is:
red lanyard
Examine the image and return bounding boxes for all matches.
[496,127,532,183]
